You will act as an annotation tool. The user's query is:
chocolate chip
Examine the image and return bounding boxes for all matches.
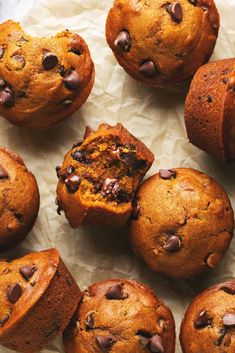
[207,95,213,103]
[61,99,73,105]
[72,140,83,148]
[101,178,118,196]
[7,284,22,304]
[159,169,176,180]
[96,336,115,352]
[19,266,37,280]
[223,313,235,327]
[216,328,226,347]
[0,47,5,59]
[220,286,235,295]
[83,126,94,139]
[0,165,8,179]
[188,0,197,5]
[109,147,121,161]
[131,198,140,220]
[0,77,6,89]
[85,311,95,330]
[150,335,164,353]
[69,48,81,55]
[136,331,151,347]
[58,165,75,180]
[0,88,14,107]
[42,52,58,70]
[30,280,36,287]
[72,150,92,164]
[106,283,128,300]
[201,5,208,12]
[138,61,156,78]
[55,197,63,215]
[63,70,80,90]
[0,315,9,327]
[167,2,183,22]
[114,30,131,52]
[163,235,181,252]
[194,311,212,328]
[65,174,81,193]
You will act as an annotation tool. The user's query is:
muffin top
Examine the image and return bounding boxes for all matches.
[63,279,175,353]
[129,168,234,278]
[106,0,219,87]
[0,20,94,129]
[180,280,235,353]
[0,147,39,251]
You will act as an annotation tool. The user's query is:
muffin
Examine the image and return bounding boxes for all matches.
[180,280,235,353]
[56,123,154,228]
[0,248,81,353]
[63,279,175,353]
[106,0,220,87]
[0,20,94,129]
[129,168,234,278]
[0,147,40,252]
[185,58,235,161]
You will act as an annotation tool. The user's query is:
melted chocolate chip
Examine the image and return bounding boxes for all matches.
[85,311,95,330]
[188,0,197,5]
[65,174,81,193]
[0,315,10,327]
[159,169,176,180]
[83,126,94,139]
[106,283,128,300]
[69,48,81,55]
[163,235,181,252]
[194,311,212,328]
[0,47,5,59]
[0,88,14,107]
[216,328,226,347]
[58,166,75,180]
[138,61,156,78]
[220,286,235,295]
[63,70,80,90]
[19,266,37,280]
[150,335,164,353]
[42,52,58,70]
[114,30,131,51]
[96,336,115,353]
[223,313,235,327]
[7,284,22,304]
[167,2,183,22]
[72,150,92,164]
[136,330,151,347]
[131,198,140,220]
[207,95,213,103]
[109,147,121,161]
[72,140,83,148]
[0,165,8,179]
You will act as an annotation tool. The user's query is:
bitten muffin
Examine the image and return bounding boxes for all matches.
[0,20,94,129]
[0,248,81,353]
[185,58,235,161]
[0,147,40,252]
[106,0,220,87]
[180,280,235,353]
[129,168,234,278]
[56,123,154,228]
[63,279,175,353]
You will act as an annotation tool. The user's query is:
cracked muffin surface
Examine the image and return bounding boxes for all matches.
[0,248,81,353]
[185,58,235,161]
[106,0,219,87]
[180,280,235,353]
[56,123,154,228]
[0,20,94,129]
[63,279,175,353]
[0,147,39,252]
[129,168,234,278]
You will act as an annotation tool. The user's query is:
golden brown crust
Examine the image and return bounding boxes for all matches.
[63,278,175,353]
[106,0,219,87]
[0,147,40,251]
[129,168,234,278]
[0,248,81,353]
[185,58,235,161]
[0,20,94,129]
[180,280,235,353]
[56,123,154,228]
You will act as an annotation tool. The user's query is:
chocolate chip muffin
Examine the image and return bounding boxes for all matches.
[106,0,220,87]
[185,58,235,161]
[56,123,154,228]
[180,280,235,353]
[0,20,94,129]
[0,147,40,252]
[129,168,234,278]
[0,248,81,353]
[63,279,175,353]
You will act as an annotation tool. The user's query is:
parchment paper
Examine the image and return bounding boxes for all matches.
[0,1,234,352]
